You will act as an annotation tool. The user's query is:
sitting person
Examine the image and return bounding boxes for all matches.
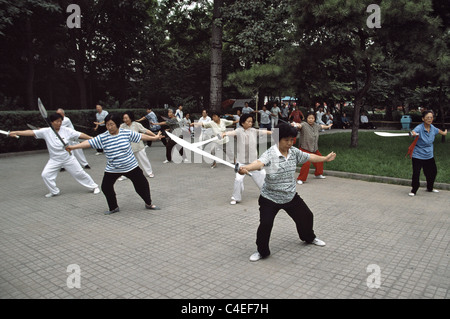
[360,111,376,129]
[341,112,351,129]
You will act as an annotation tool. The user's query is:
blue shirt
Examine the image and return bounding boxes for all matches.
[145,111,161,131]
[88,129,141,173]
[412,123,439,160]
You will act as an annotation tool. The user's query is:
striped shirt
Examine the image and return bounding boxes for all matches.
[258,145,310,204]
[88,129,141,173]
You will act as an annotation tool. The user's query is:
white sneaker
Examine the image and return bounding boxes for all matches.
[297,180,303,185]
[45,192,60,198]
[249,252,262,262]
[93,187,100,195]
[95,152,102,156]
[408,192,415,197]
[430,189,439,193]
[148,173,154,178]
[163,160,170,164]
[230,197,237,205]
[315,175,326,179]
[118,176,127,181]
[311,238,326,246]
[183,158,189,163]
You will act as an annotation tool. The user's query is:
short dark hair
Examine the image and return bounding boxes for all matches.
[49,113,63,122]
[123,111,135,122]
[104,113,122,128]
[211,111,222,117]
[422,110,434,118]
[273,123,298,142]
[239,113,253,126]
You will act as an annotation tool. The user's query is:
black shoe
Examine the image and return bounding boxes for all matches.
[104,207,120,215]
[84,165,91,169]
[60,168,65,172]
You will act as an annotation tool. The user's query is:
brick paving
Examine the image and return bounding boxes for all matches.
[0,142,449,300]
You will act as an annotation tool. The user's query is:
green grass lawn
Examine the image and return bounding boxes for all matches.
[318,131,450,184]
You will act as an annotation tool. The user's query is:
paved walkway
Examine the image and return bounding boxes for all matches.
[0,142,449,300]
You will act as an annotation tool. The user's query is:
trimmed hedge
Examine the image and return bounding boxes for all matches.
[0,108,167,153]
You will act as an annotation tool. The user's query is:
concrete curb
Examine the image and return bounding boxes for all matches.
[321,170,450,191]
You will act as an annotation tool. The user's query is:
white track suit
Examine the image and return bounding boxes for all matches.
[34,127,98,195]
[231,127,268,202]
[61,116,89,167]
[120,122,153,176]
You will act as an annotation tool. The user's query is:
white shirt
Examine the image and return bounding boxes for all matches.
[198,115,212,134]
[271,107,281,118]
[96,110,108,126]
[61,116,75,130]
[203,119,234,144]
[175,109,183,121]
[34,127,80,162]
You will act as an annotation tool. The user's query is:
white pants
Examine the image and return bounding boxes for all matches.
[271,116,279,128]
[232,168,266,202]
[41,156,98,195]
[135,148,153,176]
[73,147,89,167]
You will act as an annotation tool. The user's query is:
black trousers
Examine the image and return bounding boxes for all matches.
[101,167,152,211]
[256,194,316,258]
[411,157,437,194]
[166,137,184,162]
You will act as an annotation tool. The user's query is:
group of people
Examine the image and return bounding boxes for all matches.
[6,103,446,263]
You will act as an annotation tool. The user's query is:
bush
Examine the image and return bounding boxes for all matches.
[0,108,168,153]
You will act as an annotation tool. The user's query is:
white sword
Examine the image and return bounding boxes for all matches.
[166,131,251,176]
[374,131,414,137]
[0,129,19,138]
[191,134,222,148]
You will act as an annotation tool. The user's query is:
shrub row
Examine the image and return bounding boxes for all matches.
[0,108,167,153]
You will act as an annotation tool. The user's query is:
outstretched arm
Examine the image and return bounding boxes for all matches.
[238,160,265,175]
[309,152,336,163]
[66,140,92,152]
[9,130,36,138]
[438,129,448,136]
[141,131,162,142]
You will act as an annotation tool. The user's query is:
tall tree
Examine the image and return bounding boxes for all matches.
[288,0,442,147]
[209,0,223,112]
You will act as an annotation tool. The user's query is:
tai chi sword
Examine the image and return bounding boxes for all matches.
[38,97,71,154]
[0,129,19,138]
[374,132,414,137]
[166,131,251,176]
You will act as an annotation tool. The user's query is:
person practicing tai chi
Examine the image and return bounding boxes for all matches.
[223,113,272,205]
[119,111,157,180]
[238,123,336,262]
[65,113,163,215]
[407,110,447,197]
[56,108,91,169]
[292,111,332,184]
[9,113,100,198]
[191,111,236,168]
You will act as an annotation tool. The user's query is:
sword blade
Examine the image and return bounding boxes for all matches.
[374,132,411,137]
[0,129,19,138]
[191,134,222,148]
[166,131,235,169]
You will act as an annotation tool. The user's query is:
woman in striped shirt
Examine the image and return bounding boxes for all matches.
[66,113,163,215]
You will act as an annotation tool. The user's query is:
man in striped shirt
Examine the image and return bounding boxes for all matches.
[239,123,336,262]
[66,113,163,215]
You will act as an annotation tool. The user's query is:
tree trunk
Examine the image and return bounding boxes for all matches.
[25,18,35,110]
[69,30,88,109]
[350,57,372,148]
[209,0,223,112]
[438,85,446,143]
